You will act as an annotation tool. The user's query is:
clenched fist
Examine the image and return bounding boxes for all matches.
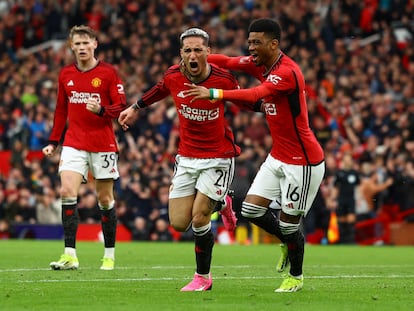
[42,144,56,157]
[86,97,101,114]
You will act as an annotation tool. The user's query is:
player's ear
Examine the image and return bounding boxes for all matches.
[271,39,279,50]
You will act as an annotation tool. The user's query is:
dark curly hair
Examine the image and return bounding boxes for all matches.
[248,18,282,42]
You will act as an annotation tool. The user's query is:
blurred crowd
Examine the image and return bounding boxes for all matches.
[1,0,414,243]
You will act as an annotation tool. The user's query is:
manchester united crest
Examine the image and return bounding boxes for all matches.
[91,78,102,87]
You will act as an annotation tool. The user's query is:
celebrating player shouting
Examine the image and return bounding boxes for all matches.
[118,28,240,291]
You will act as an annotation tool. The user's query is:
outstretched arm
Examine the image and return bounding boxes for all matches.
[208,54,255,73]
[183,83,272,104]
[208,54,234,68]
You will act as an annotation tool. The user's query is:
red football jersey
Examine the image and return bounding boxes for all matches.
[48,61,127,152]
[141,64,241,159]
[208,54,324,166]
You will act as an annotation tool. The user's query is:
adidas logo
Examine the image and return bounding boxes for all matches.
[67,80,74,86]
[177,91,185,98]
[109,168,117,174]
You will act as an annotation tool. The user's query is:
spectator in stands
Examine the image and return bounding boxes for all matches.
[147,183,173,241]
[6,111,30,152]
[114,199,133,231]
[25,109,49,150]
[153,183,170,223]
[390,157,414,218]
[151,218,173,242]
[131,216,150,241]
[123,171,157,236]
[13,185,37,224]
[35,186,61,224]
[9,139,29,170]
[356,161,394,222]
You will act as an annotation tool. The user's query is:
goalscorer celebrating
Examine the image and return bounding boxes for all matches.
[118,27,241,291]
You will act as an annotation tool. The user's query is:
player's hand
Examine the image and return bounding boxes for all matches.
[118,106,138,131]
[183,83,210,102]
[42,144,56,157]
[86,97,101,114]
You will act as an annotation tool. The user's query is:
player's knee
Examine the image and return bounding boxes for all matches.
[98,200,115,210]
[191,212,210,228]
[170,219,191,232]
[60,186,77,198]
[241,201,267,219]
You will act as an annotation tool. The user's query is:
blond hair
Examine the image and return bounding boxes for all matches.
[68,25,97,42]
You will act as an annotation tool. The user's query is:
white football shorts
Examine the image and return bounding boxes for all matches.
[169,155,235,202]
[247,154,325,217]
[59,146,119,180]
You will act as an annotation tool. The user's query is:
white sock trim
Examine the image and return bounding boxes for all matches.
[64,247,77,258]
[104,247,115,260]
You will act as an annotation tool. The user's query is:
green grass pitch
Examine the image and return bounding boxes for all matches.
[0,240,413,311]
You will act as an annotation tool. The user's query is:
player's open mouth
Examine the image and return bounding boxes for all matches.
[189,62,199,72]
[251,54,258,62]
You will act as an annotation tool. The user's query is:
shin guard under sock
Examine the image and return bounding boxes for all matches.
[193,224,214,275]
[100,208,117,248]
[284,230,305,277]
[62,200,78,248]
